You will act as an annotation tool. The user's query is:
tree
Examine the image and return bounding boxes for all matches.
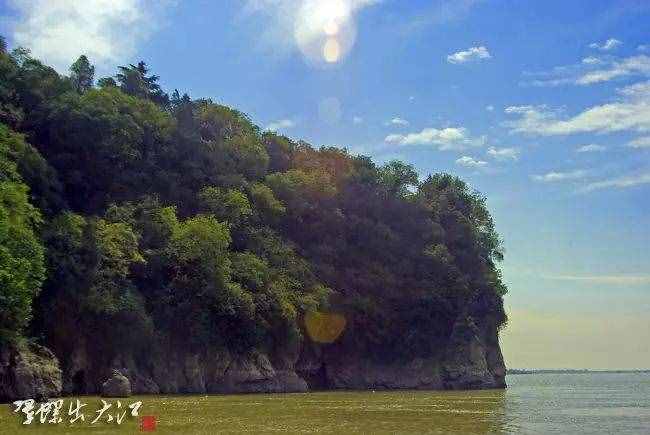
[2,123,65,215]
[266,169,337,215]
[419,173,504,266]
[249,182,286,222]
[198,186,253,223]
[45,86,173,212]
[0,47,23,127]
[10,47,31,67]
[37,211,154,359]
[1,49,71,130]
[69,55,94,93]
[116,61,169,106]
[0,125,45,342]
[162,214,253,347]
[170,90,196,137]
[97,77,117,88]
[262,132,293,172]
[379,160,419,197]
[195,103,268,180]
[0,36,6,54]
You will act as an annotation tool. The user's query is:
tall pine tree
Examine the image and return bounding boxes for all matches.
[69,55,95,93]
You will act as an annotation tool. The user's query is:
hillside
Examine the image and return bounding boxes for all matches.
[0,40,507,398]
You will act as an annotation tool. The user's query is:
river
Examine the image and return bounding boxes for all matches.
[1,372,649,434]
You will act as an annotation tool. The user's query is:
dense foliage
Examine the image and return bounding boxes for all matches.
[0,41,507,362]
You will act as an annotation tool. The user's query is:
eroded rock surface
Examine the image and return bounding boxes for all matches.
[101,369,131,397]
[2,314,505,399]
[0,343,62,401]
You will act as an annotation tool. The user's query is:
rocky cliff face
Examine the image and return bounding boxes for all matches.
[56,341,310,396]
[0,315,505,400]
[0,343,62,401]
[297,315,506,391]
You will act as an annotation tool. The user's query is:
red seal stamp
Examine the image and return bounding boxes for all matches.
[140,415,156,432]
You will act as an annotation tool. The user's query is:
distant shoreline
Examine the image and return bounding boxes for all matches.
[508,369,650,374]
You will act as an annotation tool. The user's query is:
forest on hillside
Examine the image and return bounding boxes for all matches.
[0,35,507,366]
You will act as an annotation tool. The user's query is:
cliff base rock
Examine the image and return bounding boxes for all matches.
[101,370,131,397]
[0,342,62,401]
[2,316,505,399]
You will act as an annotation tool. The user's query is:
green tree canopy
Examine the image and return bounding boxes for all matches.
[116,61,169,106]
[0,125,45,342]
[69,55,95,93]
[0,47,507,365]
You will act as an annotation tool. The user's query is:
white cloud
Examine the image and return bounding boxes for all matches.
[485,105,495,112]
[618,80,650,98]
[532,170,588,183]
[487,146,519,161]
[504,81,650,136]
[581,173,650,193]
[455,156,487,169]
[582,56,603,65]
[589,38,621,51]
[385,126,486,150]
[576,55,650,85]
[639,45,649,52]
[386,117,410,126]
[352,116,363,124]
[265,118,296,131]
[525,77,575,88]
[628,136,650,148]
[526,55,650,87]
[576,144,607,153]
[447,46,491,64]
[5,0,169,72]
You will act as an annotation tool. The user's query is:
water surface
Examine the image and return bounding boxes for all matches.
[1,373,649,434]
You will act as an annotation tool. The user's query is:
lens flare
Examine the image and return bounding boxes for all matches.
[323,38,341,63]
[294,0,358,66]
[304,312,347,344]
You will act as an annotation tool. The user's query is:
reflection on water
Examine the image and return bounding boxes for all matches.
[1,373,649,434]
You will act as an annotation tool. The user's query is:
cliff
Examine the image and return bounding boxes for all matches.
[0,315,504,401]
[0,343,62,401]
[0,46,509,402]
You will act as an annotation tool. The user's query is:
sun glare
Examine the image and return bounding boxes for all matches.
[294,0,357,65]
[323,20,339,36]
[319,0,350,22]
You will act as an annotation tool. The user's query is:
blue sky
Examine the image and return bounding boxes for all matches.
[2,0,649,369]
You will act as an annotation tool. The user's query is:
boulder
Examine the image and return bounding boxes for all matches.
[218,352,281,393]
[0,342,62,401]
[101,370,131,397]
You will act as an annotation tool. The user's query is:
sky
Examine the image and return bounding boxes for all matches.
[1,0,649,369]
